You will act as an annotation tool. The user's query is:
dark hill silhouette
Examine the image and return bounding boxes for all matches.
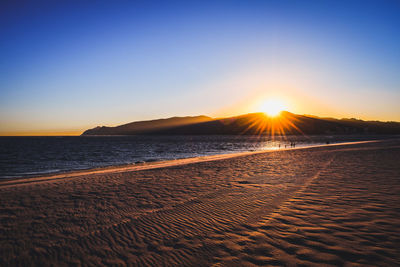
[81,115,212,135]
[82,112,400,135]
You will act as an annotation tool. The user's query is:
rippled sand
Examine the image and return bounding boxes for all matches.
[1,140,400,266]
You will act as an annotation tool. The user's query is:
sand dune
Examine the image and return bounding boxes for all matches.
[1,140,400,266]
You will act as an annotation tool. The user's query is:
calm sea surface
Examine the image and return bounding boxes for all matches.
[0,135,392,179]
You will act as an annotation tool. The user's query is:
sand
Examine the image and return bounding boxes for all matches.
[1,140,400,266]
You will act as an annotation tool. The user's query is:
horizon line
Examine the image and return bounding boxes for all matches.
[1,111,400,137]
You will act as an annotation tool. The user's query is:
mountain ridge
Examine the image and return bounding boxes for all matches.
[81,112,400,136]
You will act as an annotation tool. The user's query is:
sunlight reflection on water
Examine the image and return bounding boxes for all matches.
[0,135,389,179]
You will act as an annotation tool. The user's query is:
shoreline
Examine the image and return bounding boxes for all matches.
[0,140,379,188]
[1,139,399,265]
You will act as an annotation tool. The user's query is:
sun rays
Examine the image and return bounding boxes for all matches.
[234,111,306,142]
[259,99,287,117]
[231,97,304,139]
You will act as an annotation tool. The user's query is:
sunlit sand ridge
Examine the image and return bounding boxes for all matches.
[1,140,400,266]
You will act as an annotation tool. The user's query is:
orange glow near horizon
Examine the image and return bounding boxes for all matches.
[232,112,304,139]
[0,130,83,136]
[253,97,289,118]
[259,99,287,117]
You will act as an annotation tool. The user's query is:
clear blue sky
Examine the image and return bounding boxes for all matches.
[1,0,399,134]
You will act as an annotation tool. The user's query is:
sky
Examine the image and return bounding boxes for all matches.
[1,0,399,135]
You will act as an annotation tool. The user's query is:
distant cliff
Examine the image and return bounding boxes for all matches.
[82,112,400,135]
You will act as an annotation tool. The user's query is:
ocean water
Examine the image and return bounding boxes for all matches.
[0,135,392,179]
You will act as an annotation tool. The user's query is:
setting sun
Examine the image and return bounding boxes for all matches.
[259,99,287,117]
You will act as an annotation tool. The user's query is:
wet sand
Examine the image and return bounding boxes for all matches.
[1,140,400,266]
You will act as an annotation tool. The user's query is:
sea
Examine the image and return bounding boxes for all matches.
[0,135,394,179]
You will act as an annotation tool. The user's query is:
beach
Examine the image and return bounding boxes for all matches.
[1,139,400,266]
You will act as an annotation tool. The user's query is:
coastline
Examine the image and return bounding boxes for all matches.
[1,139,399,265]
[0,140,379,188]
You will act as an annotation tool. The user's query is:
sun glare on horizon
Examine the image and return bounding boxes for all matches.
[259,99,287,117]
